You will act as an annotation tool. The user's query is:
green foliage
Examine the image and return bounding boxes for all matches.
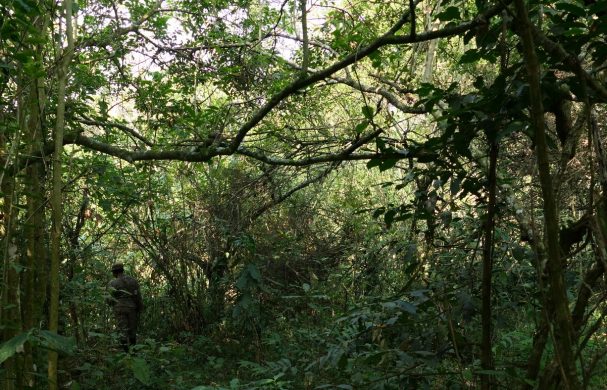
[0,331,31,364]
[0,329,75,364]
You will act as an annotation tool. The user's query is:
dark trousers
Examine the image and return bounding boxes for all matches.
[114,308,138,351]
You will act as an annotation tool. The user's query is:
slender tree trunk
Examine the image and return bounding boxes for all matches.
[1,173,20,390]
[480,136,498,389]
[22,25,49,381]
[480,14,508,388]
[514,1,580,388]
[1,84,28,390]
[48,1,74,388]
[66,189,89,345]
[421,2,441,83]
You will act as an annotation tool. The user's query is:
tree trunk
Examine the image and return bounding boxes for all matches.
[22,44,49,386]
[514,0,580,388]
[1,82,29,390]
[421,2,441,83]
[1,174,20,390]
[48,1,74,388]
[480,136,498,389]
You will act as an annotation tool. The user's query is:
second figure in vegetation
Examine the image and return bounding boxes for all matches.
[107,263,144,352]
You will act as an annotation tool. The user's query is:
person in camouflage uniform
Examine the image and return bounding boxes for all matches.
[108,263,143,351]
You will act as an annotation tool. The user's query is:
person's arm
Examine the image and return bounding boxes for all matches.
[106,281,116,306]
[134,281,144,312]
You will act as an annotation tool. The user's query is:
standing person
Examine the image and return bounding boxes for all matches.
[108,263,143,351]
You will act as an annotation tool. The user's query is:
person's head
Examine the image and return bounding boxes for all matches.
[111,263,124,277]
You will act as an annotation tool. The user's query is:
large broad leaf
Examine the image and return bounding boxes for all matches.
[436,6,460,21]
[459,49,482,64]
[394,300,417,315]
[555,2,587,17]
[128,356,152,385]
[235,264,262,290]
[37,330,76,354]
[361,105,374,120]
[0,331,32,364]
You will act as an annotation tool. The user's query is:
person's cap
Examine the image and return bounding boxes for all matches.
[111,263,124,272]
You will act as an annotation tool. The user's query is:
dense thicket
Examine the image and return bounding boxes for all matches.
[1,0,606,388]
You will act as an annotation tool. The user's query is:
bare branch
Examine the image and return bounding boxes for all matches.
[251,163,338,221]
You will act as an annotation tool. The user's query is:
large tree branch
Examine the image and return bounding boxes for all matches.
[8,130,414,174]
[327,75,425,114]
[74,116,154,147]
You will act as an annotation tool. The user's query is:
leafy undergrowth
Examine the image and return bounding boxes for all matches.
[61,287,607,389]
[61,300,486,389]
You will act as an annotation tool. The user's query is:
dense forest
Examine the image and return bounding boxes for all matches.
[1,0,606,388]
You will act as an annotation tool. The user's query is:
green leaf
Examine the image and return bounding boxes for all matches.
[450,177,462,196]
[354,121,369,134]
[379,158,399,172]
[361,105,374,120]
[562,27,587,37]
[384,209,397,227]
[555,2,586,17]
[0,331,31,364]
[437,6,460,21]
[497,120,524,141]
[416,83,435,97]
[236,264,262,291]
[368,50,383,69]
[15,0,39,14]
[453,131,473,158]
[473,76,485,89]
[459,49,482,64]
[589,1,607,15]
[366,158,382,169]
[129,357,152,385]
[463,368,473,380]
[365,351,384,365]
[394,300,417,315]
[372,207,385,218]
[37,330,76,355]
[246,264,261,283]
